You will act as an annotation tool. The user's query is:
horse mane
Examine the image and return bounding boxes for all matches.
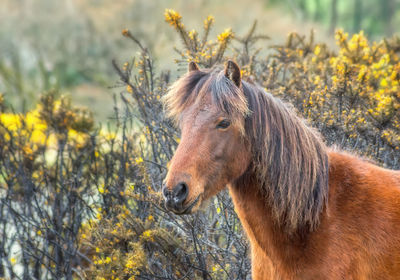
[163,67,329,235]
[242,82,329,234]
[162,67,248,128]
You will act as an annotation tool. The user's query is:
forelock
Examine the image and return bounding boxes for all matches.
[162,67,248,127]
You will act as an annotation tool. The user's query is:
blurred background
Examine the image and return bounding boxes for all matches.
[1,1,400,279]
[1,0,398,121]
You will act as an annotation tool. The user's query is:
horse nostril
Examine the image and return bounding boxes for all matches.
[162,184,170,198]
[173,182,188,205]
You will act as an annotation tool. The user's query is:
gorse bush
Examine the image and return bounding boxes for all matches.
[0,9,399,280]
[259,30,400,167]
[164,9,234,68]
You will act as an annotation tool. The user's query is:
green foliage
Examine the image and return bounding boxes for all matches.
[283,0,399,37]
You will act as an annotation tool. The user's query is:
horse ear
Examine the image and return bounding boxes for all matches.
[188,61,199,72]
[224,60,241,87]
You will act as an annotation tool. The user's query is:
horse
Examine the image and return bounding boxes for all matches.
[161,60,400,279]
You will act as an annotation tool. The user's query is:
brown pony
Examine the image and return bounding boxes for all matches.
[161,60,400,279]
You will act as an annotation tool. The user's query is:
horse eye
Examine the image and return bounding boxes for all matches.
[216,119,231,129]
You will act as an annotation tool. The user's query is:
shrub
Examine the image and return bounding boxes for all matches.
[257,30,400,167]
[0,9,399,280]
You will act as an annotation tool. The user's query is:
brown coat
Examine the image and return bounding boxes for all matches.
[230,151,400,279]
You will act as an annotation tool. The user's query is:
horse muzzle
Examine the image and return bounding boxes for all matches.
[162,182,200,214]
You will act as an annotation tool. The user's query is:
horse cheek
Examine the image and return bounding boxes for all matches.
[227,137,251,180]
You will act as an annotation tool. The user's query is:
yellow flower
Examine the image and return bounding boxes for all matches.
[314,75,321,85]
[30,129,46,145]
[164,9,182,27]
[314,45,321,56]
[10,257,16,265]
[68,129,87,146]
[23,145,33,156]
[204,15,215,29]
[142,230,151,238]
[332,75,338,85]
[0,113,21,131]
[122,29,129,37]
[380,78,388,87]
[25,109,46,130]
[217,28,233,42]
[188,29,197,40]
[358,65,368,81]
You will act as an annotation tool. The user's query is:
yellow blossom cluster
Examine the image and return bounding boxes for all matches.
[164,9,183,28]
[0,97,93,165]
[262,30,400,158]
[164,9,234,68]
[0,107,48,145]
[80,203,182,279]
[217,28,234,42]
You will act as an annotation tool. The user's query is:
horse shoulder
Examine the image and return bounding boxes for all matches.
[322,151,400,278]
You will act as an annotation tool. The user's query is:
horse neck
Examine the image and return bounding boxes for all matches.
[228,170,313,271]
